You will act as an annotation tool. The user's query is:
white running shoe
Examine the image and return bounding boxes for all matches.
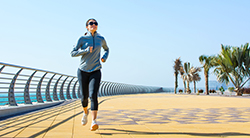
[90,120,99,131]
[81,111,88,125]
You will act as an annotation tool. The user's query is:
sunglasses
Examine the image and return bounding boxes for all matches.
[88,22,98,26]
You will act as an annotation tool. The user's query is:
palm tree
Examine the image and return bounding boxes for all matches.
[189,67,201,93]
[173,57,182,94]
[184,62,192,93]
[199,55,215,95]
[179,66,186,93]
[214,43,250,96]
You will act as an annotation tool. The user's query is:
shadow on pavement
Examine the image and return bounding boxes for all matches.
[98,128,250,137]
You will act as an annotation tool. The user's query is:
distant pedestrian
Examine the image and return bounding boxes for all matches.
[71,18,109,131]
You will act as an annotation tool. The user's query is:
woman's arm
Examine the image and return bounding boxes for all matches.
[101,38,109,62]
[71,37,90,57]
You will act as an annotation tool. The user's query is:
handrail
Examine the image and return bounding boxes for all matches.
[0,62,167,106]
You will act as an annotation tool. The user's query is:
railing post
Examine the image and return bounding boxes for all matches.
[108,82,114,95]
[0,65,5,73]
[59,76,68,100]
[117,83,122,95]
[66,77,74,99]
[72,80,78,99]
[98,81,104,96]
[46,74,56,102]
[113,83,116,95]
[36,72,47,103]
[103,81,110,96]
[8,68,23,106]
[111,83,116,95]
[53,75,62,101]
[121,84,125,94]
[101,81,107,96]
[24,71,37,104]
[116,83,120,95]
[124,84,128,94]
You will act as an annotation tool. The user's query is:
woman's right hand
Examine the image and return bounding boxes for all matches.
[89,46,93,53]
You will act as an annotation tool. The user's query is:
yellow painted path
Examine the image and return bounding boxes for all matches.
[1,93,250,138]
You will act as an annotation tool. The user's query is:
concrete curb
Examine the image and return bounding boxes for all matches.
[0,101,64,119]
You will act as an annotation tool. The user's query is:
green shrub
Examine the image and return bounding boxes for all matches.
[197,89,203,93]
[228,87,234,92]
[209,89,216,93]
[219,86,225,94]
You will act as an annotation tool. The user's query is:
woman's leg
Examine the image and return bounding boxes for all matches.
[77,69,89,110]
[89,70,101,131]
[91,110,98,121]
[77,69,90,125]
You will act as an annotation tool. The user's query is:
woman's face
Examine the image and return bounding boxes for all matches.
[86,20,98,33]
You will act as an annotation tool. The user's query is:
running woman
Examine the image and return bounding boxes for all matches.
[71,18,109,131]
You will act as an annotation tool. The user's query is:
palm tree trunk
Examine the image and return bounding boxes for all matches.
[236,86,243,96]
[236,89,243,96]
[174,73,178,94]
[205,72,209,95]
[187,81,190,93]
[194,81,196,93]
[236,77,250,96]
[183,80,186,93]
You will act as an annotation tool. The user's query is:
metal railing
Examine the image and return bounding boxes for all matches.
[0,62,165,106]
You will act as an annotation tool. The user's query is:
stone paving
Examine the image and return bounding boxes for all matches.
[0,93,250,138]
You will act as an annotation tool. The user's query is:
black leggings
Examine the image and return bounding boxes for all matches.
[77,69,101,111]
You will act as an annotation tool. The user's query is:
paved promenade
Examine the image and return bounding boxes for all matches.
[1,93,250,138]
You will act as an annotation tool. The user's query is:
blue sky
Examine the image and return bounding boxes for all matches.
[0,0,249,88]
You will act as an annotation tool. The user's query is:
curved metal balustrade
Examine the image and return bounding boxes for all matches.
[0,62,167,106]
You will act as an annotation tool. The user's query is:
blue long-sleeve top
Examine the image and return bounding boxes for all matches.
[71,31,109,72]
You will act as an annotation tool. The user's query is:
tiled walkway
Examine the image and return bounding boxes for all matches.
[1,93,250,138]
